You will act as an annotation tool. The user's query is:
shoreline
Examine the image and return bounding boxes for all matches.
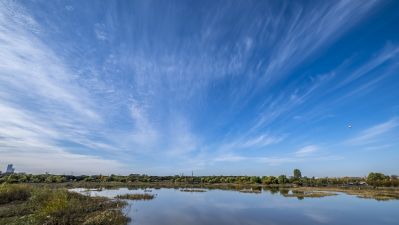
[40,181,399,201]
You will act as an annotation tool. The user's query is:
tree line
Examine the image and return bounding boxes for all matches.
[1,169,398,187]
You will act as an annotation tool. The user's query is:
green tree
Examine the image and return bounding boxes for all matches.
[250,176,261,184]
[262,176,277,185]
[367,172,389,186]
[278,175,288,184]
[293,169,302,179]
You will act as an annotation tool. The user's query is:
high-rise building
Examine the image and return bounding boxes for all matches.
[5,164,15,174]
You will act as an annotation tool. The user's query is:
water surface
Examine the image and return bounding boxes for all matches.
[73,188,399,225]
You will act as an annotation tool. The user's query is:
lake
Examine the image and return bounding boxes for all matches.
[72,187,399,225]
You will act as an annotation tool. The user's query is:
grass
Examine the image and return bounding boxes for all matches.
[61,182,399,201]
[115,193,155,200]
[10,182,399,201]
[0,184,129,225]
[279,189,337,199]
[0,184,32,204]
[292,187,399,201]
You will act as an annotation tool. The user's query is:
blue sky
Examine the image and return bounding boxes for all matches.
[0,0,398,176]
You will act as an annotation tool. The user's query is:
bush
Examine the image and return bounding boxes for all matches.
[83,210,129,225]
[0,184,32,204]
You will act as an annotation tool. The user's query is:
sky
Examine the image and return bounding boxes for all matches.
[0,0,399,177]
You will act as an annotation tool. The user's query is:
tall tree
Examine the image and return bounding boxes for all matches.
[278,175,288,184]
[293,169,302,179]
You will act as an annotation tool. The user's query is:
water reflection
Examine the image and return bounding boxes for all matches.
[73,187,399,225]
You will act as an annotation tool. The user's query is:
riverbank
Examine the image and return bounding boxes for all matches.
[12,181,399,201]
[0,184,129,225]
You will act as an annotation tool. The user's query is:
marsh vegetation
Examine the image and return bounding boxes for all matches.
[0,184,129,225]
[180,189,207,192]
[116,193,155,200]
[291,186,399,201]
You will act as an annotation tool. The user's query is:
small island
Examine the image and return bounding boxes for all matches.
[116,193,155,200]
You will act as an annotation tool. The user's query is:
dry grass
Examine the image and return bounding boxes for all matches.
[0,184,129,225]
[180,189,207,192]
[0,184,32,204]
[116,193,155,200]
[291,187,399,201]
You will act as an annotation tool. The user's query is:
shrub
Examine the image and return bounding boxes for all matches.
[0,184,32,204]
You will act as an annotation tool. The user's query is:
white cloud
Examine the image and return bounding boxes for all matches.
[0,1,126,174]
[257,155,342,166]
[94,23,108,41]
[0,102,126,174]
[0,0,393,175]
[0,2,100,121]
[164,116,199,156]
[257,156,298,166]
[0,151,126,175]
[347,118,398,145]
[239,134,283,149]
[213,154,247,162]
[338,45,399,88]
[65,5,74,11]
[129,102,159,147]
[295,145,319,157]
[262,0,380,84]
[209,144,338,166]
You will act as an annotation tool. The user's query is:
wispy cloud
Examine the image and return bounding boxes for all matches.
[260,0,380,85]
[347,118,399,145]
[0,0,397,175]
[294,145,319,157]
[164,116,199,156]
[276,44,399,132]
[0,102,126,174]
[241,134,283,148]
[224,134,283,150]
[338,45,399,88]
[213,154,247,163]
[94,23,108,41]
[129,102,159,148]
[256,156,298,166]
[210,144,338,167]
[257,155,342,166]
[0,1,126,174]
[256,145,329,166]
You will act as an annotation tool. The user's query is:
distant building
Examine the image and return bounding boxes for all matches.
[5,164,15,174]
